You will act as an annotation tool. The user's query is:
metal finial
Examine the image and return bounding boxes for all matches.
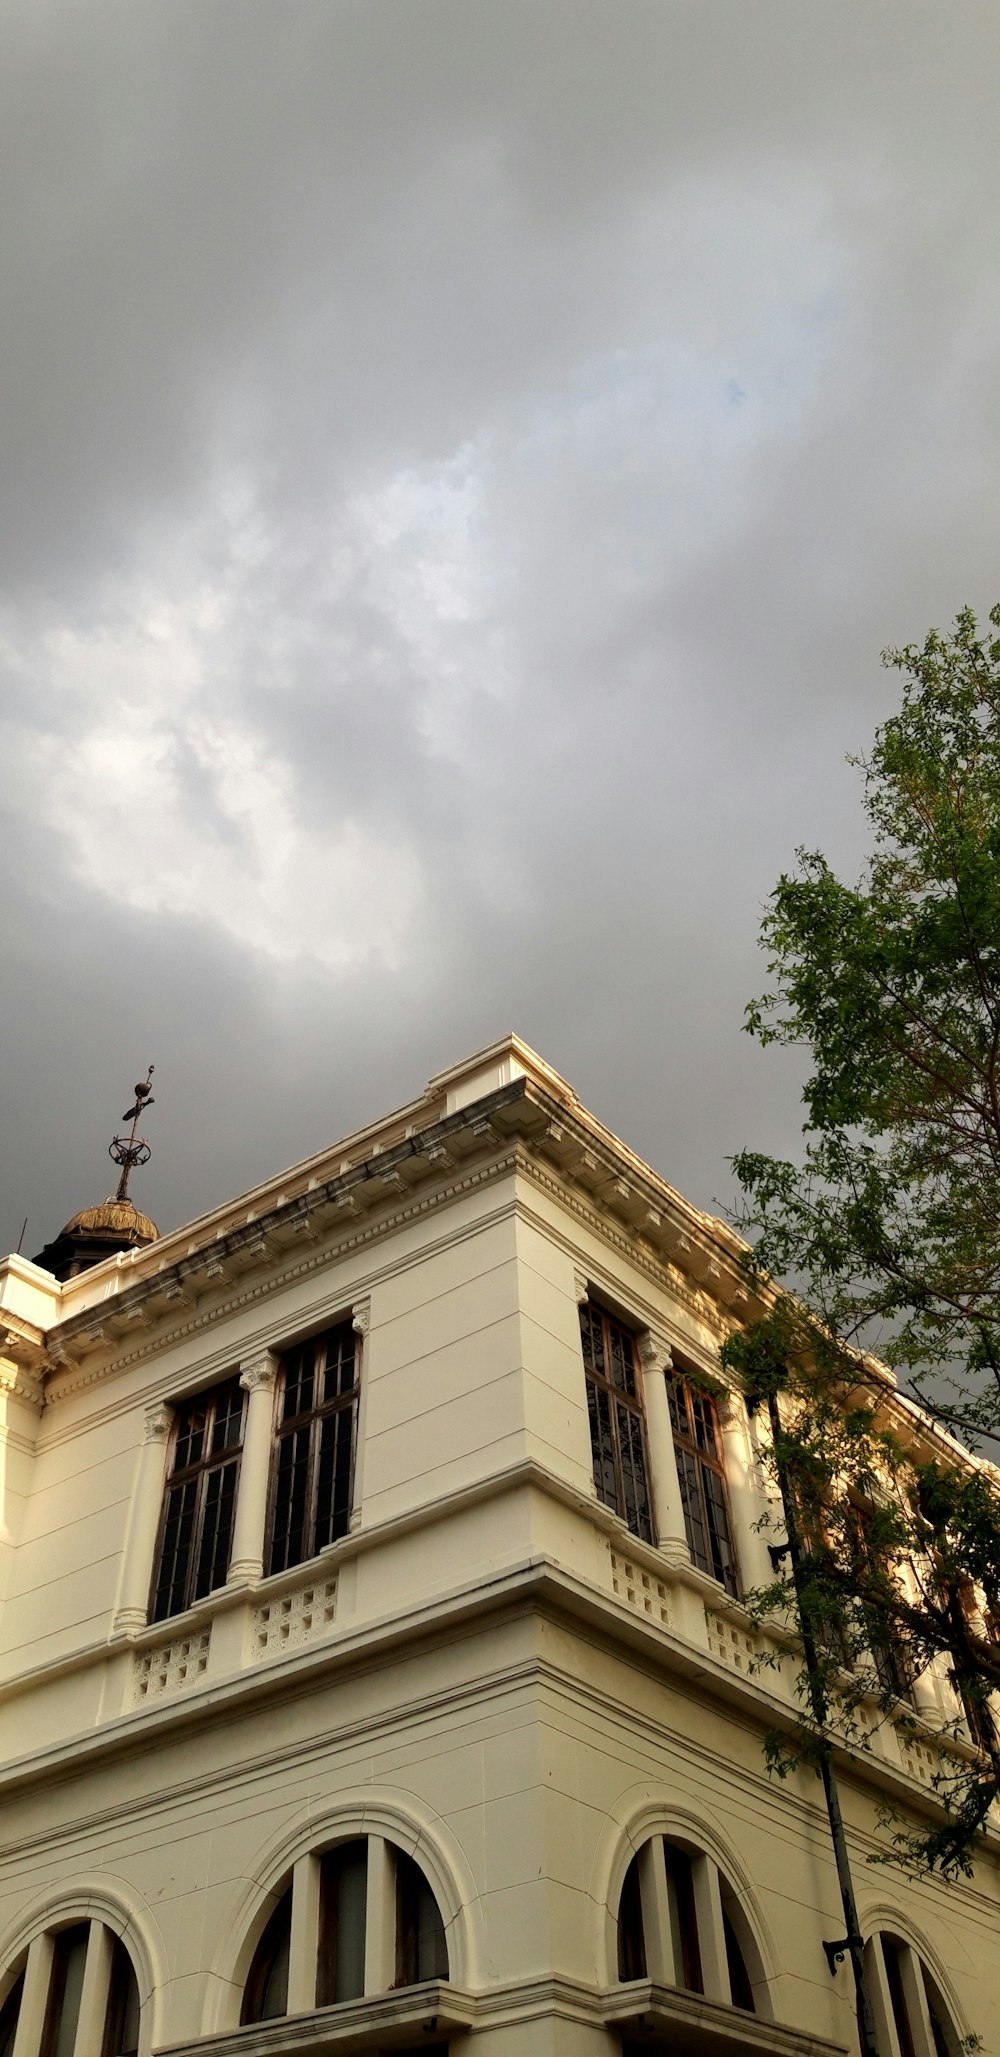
[109,1064,155,1204]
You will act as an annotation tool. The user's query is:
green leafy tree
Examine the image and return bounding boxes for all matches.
[721,1302,1000,1877]
[734,604,1000,1441]
[725,607,1000,1882]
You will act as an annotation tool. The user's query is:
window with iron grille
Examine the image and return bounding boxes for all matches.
[267,1321,359,1576]
[667,1375,738,1596]
[579,1301,652,1543]
[845,1503,915,1703]
[150,1380,245,1622]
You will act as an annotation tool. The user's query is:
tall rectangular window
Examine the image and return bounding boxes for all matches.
[579,1301,652,1543]
[267,1321,359,1576]
[667,1375,738,1596]
[846,1503,914,1702]
[151,1380,245,1622]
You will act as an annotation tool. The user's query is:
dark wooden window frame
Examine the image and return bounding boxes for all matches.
[842,1499,916,1704]
[149,1379,246,1623]
[241,1892,292,2026]
[579,1299,653,1544]
[266,1320,360,1578]
[395,1847,449,1987]
[0,1969,23,2057]
[317,1839,368,2006]
[667,1373,739,1597]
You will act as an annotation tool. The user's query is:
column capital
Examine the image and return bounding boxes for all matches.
[143,1402,172,1443]
[636,1329,673,1374]
[239,1351,277,1394]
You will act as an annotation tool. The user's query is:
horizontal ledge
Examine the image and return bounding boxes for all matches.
[157,1984,477,2055]
[605,1980,848,2057]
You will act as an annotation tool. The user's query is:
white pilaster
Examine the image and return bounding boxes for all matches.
[866,1937,904,2057]
[363,1834,396,1994]
[636,1336,689,1567]
[112,1404,172,1635]
[898,1945,936,2057]
[637,1837,678,1985]
[287,1853,321,2014]
[12,1931,54,2057]
[348,1302,370,1534]
[717,1392,773,1595]
[691,1854,731,2006]
[228,1353,277,1585]
[73,1922,113,2057]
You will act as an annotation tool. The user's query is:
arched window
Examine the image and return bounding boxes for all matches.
[616,1836,761,2016]
[103,1940,141,2057]
[867,1933,962,2057]
[0,1973,24,2057]
[0,1923,141,2057]
[241,1894,291,2025]
[241,1834,449,2026]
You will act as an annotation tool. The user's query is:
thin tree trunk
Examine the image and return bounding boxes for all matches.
[767,1393,880,2057]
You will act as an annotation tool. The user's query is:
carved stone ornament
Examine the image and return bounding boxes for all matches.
[239,1352,277,1394]
[636,1329,673,1374]
[0,1363,44,1408]
[573,1269,589,1305]
[143,1402,172,1443]
[352,1300,371,1340]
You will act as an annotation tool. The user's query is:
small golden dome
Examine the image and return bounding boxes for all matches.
[60,1198,159,1246]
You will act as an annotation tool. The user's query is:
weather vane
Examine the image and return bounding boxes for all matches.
[109,1065,155,1204]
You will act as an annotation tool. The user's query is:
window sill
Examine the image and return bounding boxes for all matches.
[605,1981,845,2057]
[157,1983,476,2055]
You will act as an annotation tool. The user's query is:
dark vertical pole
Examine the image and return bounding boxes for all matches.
[767,1392,880,2057]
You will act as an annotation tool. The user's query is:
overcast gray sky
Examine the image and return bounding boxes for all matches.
[2,1,999,1256]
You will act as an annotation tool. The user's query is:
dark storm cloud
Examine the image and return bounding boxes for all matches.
[2,1,999,1254]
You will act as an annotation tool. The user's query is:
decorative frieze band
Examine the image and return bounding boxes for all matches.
[0,1363,44,1409]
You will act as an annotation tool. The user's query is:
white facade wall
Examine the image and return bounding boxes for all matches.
[0,1037,994,2057]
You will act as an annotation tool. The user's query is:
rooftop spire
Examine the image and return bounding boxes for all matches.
[109,1065,155,1204]
[32,1063,160,1280]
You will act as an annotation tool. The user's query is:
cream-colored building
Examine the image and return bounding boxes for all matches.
[0,1035,995,2057]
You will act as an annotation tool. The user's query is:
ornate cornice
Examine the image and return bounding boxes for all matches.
[36,1073,759,1407]
[42,1150,521,1405]
[0,1362,44,1410]
[514,1149,729,1340]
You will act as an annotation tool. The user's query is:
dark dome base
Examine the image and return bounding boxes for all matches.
[33,1199,159,1282]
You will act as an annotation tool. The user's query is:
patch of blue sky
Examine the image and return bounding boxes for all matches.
[518,285,842,461]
